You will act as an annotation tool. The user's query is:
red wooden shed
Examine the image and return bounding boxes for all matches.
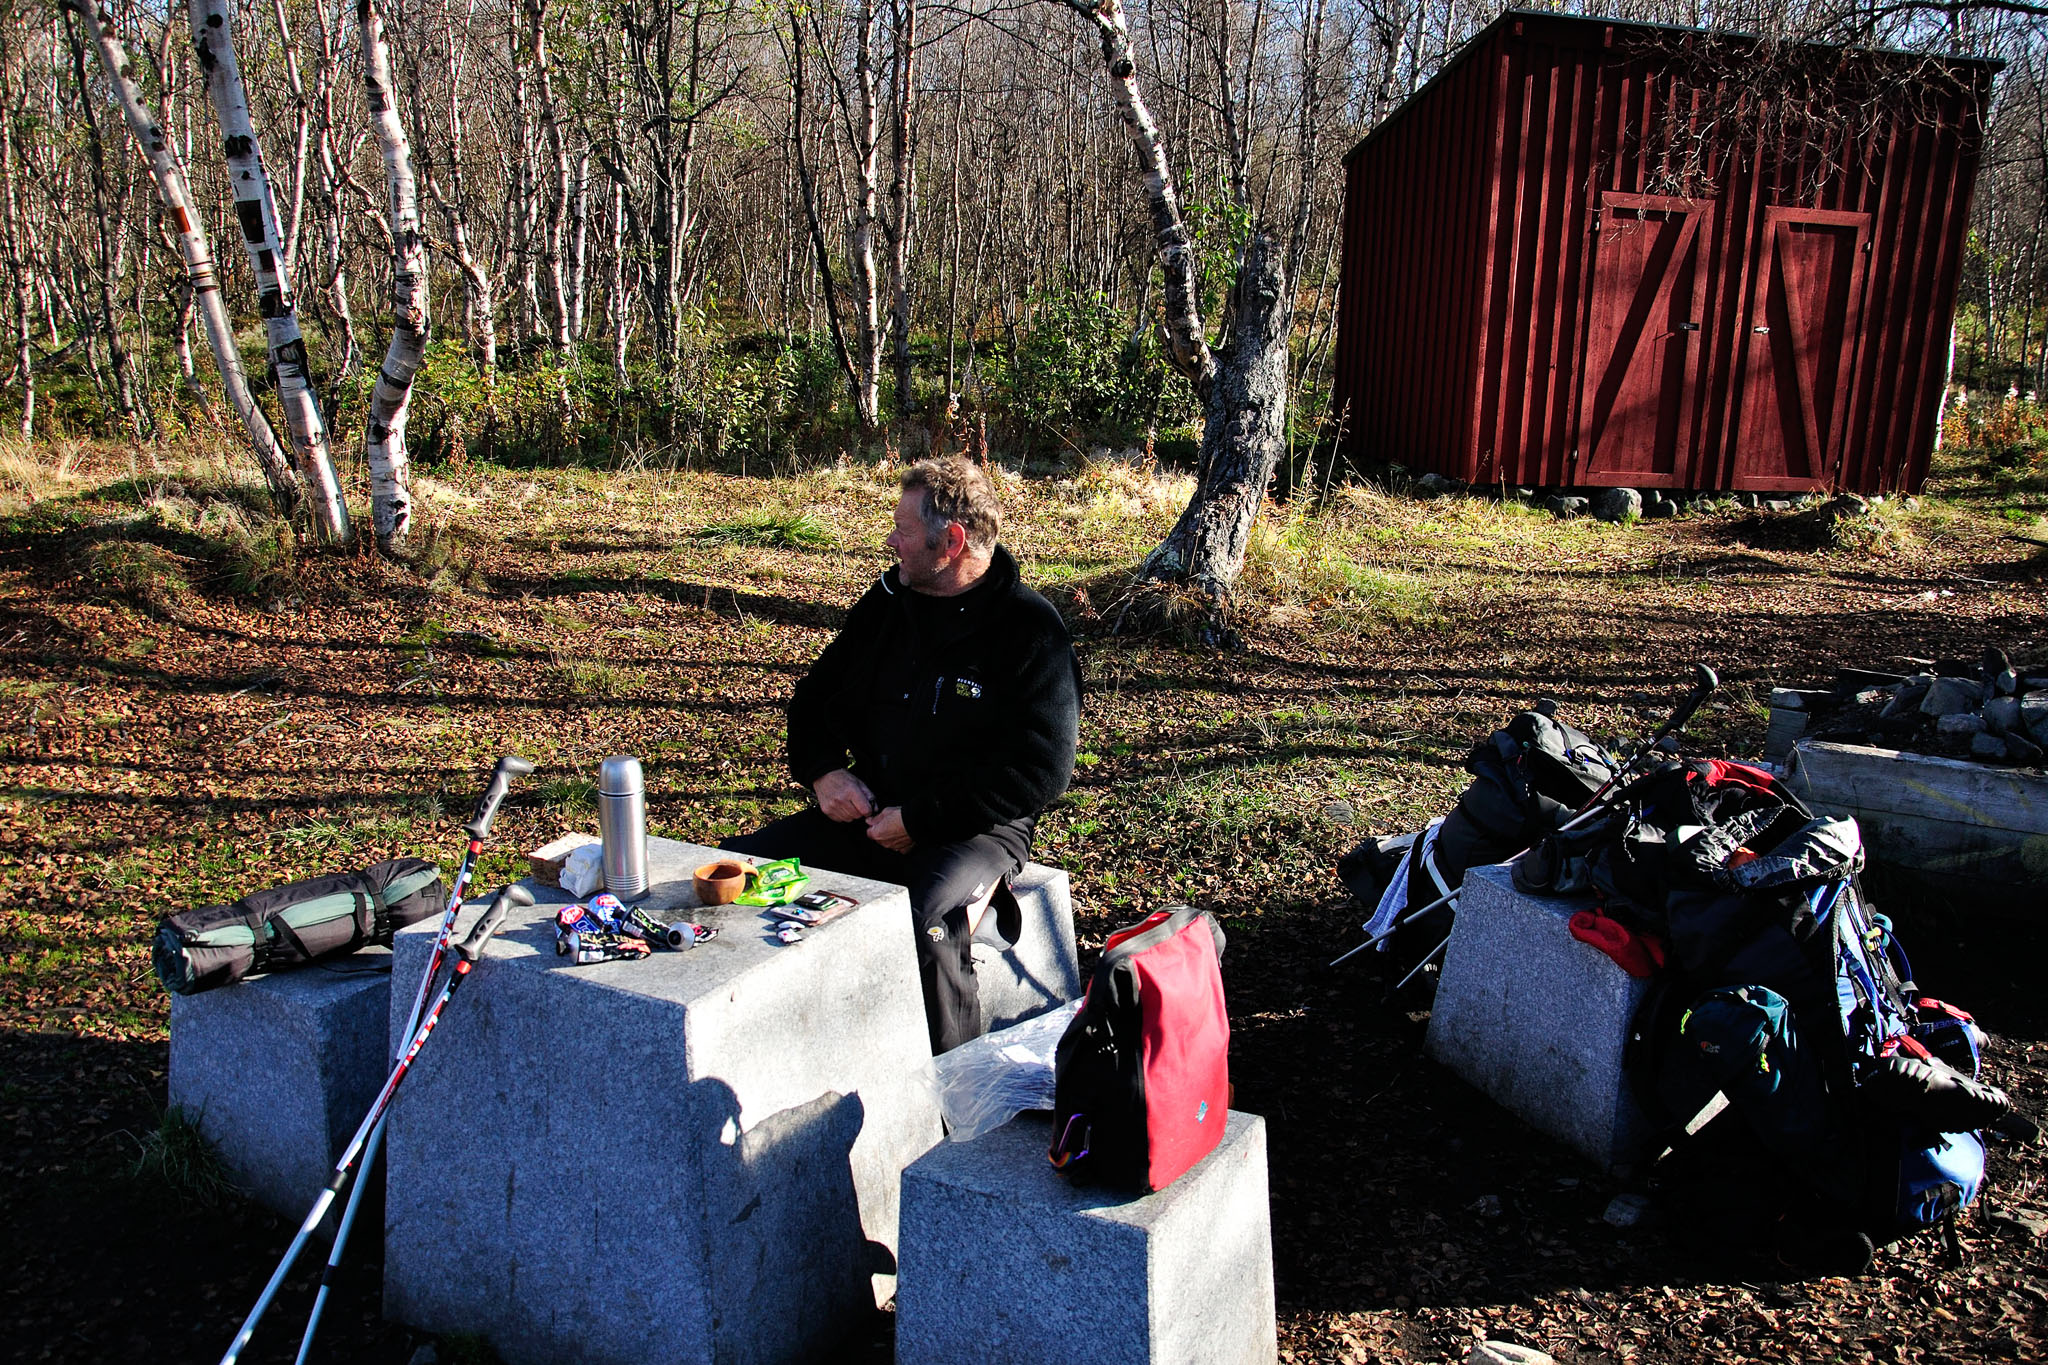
[1332,10,1998,495]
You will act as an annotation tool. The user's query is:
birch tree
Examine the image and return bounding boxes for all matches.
[1060,0,1292,609]
[358,0,422,552]
[793,0,886,435]
[0,15,33,439]
[191,0,351,543]
[63,0,303,517]
[884,0,916,416]
[63,8,143,437]
[419,0,496,372]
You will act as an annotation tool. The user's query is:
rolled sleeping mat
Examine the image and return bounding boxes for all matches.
[152,857,443,995]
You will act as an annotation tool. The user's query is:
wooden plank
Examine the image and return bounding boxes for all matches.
[1785,740,2048,888]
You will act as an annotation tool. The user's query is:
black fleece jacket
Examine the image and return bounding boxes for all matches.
[785,545,1081,849]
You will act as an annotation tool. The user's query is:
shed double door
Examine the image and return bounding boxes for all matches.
[1573,193,1872,491]
[1729,207,1872,490]
[1573,192,1712,488]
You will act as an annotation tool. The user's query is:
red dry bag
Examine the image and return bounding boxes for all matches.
[1047,906,1230,1192]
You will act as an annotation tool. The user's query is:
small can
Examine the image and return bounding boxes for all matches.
[588,892,628,933]
[665,921,718,949]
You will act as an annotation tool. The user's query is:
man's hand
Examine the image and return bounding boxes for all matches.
[865,806,914,853]
[813,768,876,823]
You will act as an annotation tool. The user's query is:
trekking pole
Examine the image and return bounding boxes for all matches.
[1557,663,1719,832]
[283,755,530,1363]
[290,1118,385,1365]
[1327,885,1458,967]
[1393,929,1453,992]
[218,883,531,1365]
[398,756,534,1042]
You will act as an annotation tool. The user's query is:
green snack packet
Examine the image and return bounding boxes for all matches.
[736,857,810,907]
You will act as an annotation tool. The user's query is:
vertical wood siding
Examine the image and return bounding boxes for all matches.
[1334,11,1994,494]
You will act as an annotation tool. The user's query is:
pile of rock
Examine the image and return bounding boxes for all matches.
[1397,470,1850,525]
[1782,648,2048,767]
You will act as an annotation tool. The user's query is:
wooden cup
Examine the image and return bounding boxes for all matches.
[693,859,749,905]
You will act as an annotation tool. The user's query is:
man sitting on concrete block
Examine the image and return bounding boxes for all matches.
[726,456,1082,1054]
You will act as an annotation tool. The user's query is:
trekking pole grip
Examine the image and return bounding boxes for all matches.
[1652,663,1719,741]
[459,884,534,962]
[463,755,534,841]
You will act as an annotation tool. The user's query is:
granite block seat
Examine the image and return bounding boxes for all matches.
[1424,862,1655,1169]
[167,949,393,1222]
[895,1110,1276,1365]
[969,862,1083,1030]
[382,835,944,1365]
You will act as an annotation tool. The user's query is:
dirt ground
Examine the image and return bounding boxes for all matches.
[1,449,2043,1364]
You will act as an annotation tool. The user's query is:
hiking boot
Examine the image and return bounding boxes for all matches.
[1775,1215,1875,1276]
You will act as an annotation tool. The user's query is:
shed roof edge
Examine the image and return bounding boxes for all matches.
[1340,6,2003,168]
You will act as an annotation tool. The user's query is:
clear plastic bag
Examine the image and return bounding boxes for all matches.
[932,999,1082,1143]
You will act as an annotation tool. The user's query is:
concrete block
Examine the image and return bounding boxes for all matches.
[168,950,392,1221]
[896,1110,1275,1365]
[972,863,1083,1031]
[1425,863,1653,1170]
[383,836,944,1365]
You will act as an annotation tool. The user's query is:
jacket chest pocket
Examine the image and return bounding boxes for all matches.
[929,673,989,730]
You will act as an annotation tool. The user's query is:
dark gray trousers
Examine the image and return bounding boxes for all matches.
[723,808,1024,1053]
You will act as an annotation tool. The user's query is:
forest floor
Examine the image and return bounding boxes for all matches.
[1,438,2045,1364]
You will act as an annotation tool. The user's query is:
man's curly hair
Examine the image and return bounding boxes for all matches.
[901,457,1001,552]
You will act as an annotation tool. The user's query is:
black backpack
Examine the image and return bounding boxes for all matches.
[153,857,444,995]
[1543,763,2023,1259]
[1341,703,1615,964]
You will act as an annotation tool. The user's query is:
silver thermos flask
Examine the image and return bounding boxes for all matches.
[597,755,649,900]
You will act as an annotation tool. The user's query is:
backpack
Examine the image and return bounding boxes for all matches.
[1047,906,1229,1192]
[1346,703,1615,967]
[153,857,444,995]
[1613,795,2012,1252]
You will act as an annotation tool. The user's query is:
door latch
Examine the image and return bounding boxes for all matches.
[1678,322,1700,332]
[1753,325,1770,335]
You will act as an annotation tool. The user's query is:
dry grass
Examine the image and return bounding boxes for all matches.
[1238,506,1437,637]
[0,439,91,512]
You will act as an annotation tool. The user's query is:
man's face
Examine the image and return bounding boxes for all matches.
[886,490,948,591]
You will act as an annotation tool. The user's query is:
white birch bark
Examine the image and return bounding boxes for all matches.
[884,0,915,417]
[427,3,495,373]
[0,74,31,439]
[609,178,629,386]
[1059,0,1213,395]
[66,0,301,517]
[522,0,572,354]
[357,0,422,554]
[570,149,589,339]
[308,0,359,379]
[191,0,351,544]
[65,14,142,437]
[846,0,884,433]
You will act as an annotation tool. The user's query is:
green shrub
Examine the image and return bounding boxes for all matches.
[993,292,1196,448]
[76,539,189,613]
[692,510,833,548]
